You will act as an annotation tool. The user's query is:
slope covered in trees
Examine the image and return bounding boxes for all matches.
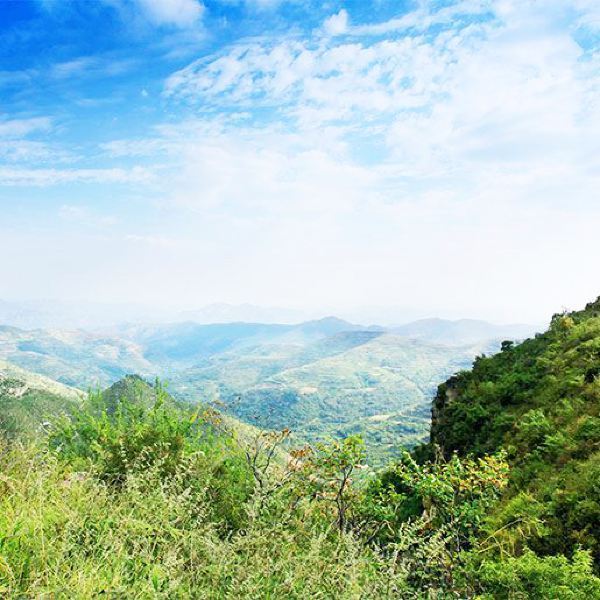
[427,297,600,567]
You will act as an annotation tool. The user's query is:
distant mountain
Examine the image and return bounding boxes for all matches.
[167,332,494,465]
[112,317,368,367]
[0,325,153,388]
[391,318,539,346]
[0,299,312,329]
[0,360,83,439]
[0,318,367,388]
[0,299,170,330]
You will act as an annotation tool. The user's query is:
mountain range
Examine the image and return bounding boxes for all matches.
[0,314,540,463]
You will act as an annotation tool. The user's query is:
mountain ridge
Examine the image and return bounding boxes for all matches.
[424,296,600,566]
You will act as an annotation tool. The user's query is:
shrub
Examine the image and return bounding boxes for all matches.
[470,549,600,599]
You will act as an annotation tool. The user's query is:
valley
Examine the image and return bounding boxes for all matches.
[0,313,537,463]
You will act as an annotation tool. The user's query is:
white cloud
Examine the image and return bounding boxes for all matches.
[124,233,178,247]
[0,116,52,138]
[0,166,152,186]
[165,0,599,184]
[219,0,288,10]
[50,56,137,79]
[134,0,204,28]
[9,0,596,321]
[59,205,119,227]
[0,140,73,163]
[141,0,600,319]
[349,0,492,36]
[323,9,349,36]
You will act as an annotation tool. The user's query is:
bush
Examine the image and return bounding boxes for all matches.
[470,549,600,599]
[48,386,254,532]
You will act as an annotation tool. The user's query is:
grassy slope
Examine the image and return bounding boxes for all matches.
[100,374,264,447]
[0,326,152,388]
[428,297,600,564]
[0,360,84,439]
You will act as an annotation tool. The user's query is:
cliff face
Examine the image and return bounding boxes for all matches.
[427,297,600,564]
[429,375,460,454]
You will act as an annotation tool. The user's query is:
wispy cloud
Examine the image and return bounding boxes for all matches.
[323,9,349,37]
[2,0,599,319]
[164,0,599,185]
[132,0,204,28]
[0,140,72,163]
[0,166,153,186]
[124,233,179,247]
[50,55,137,79]
[0,116,52,138]
[219,0,290,11]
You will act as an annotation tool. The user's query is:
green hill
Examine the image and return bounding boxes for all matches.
[427,297,600,566]
[104,374,262,443]
[99,374,178,414]
[113,317,372,366]
[0,326,152,388]
[0,319,519,464]
[0,360,83,439]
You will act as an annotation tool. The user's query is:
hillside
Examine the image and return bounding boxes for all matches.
[112,317,371,366]
[2,303,599,598]
[0,325,152,388]
[98,374,262,445]
[0,360,83,438]
[427,297,600,566]
[0,318,510,464]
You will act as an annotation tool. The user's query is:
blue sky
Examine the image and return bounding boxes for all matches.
[0,0,599,323]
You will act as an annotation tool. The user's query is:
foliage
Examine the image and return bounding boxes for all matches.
[429,297,600,567]
[0,319,487,465]
[466,549,600,599]
[357,450,509,593]
[290,435,368,532]
[49,381,254,532]
[0,440,406,598]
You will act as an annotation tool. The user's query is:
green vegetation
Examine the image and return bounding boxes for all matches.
[427,298,600,569]
[1,299,599,597]
[168,333,488,465]
[0,326,152,388]
[0,360,83,439]
[2,392,597,598]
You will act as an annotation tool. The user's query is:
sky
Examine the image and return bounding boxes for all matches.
[0,0,599,324]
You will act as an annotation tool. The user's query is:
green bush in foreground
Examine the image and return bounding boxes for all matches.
[1,388,600,598]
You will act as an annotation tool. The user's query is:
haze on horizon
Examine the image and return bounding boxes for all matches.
[1,0,598,325]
